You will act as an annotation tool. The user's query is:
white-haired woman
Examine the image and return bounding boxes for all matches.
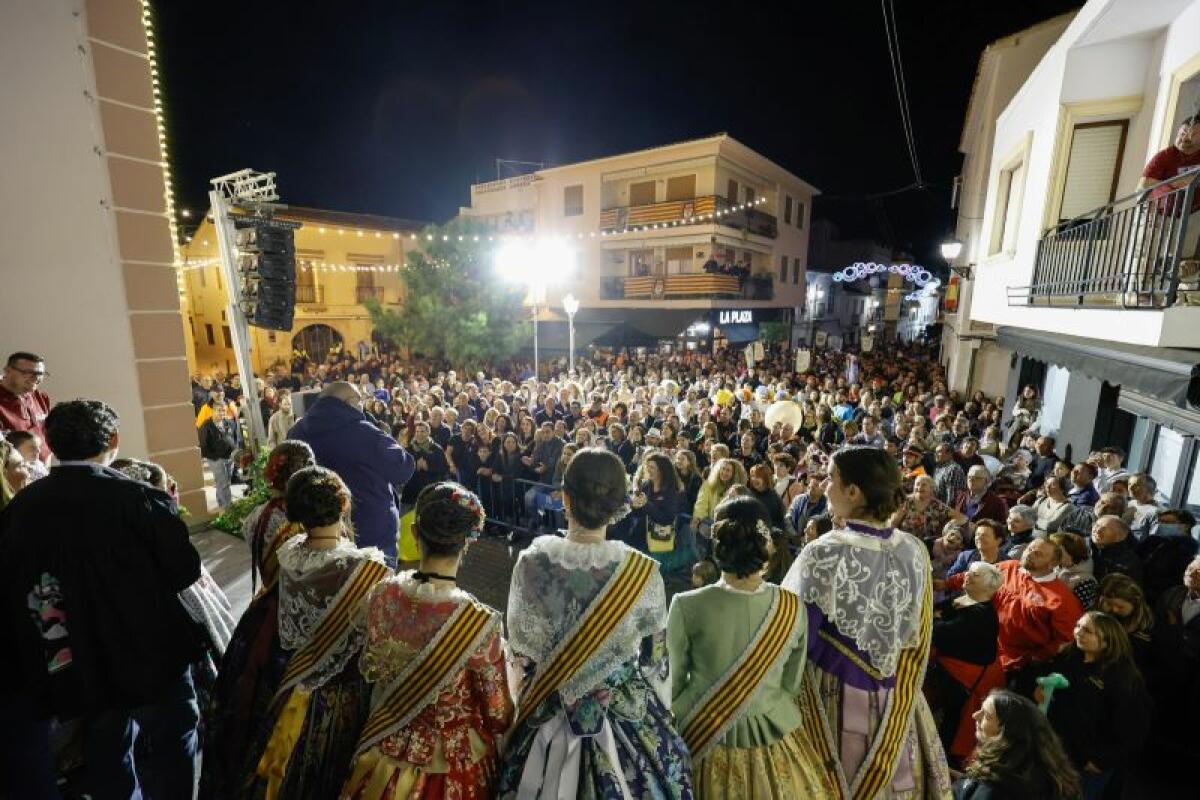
[890,474,967,545]
[931,560,1005,766]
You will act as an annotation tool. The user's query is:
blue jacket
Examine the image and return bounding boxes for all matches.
[288,396,414,559]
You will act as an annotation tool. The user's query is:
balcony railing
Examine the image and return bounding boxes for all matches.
[1008,168,1199,309]
[296,285,323,304]
[600,273,774,301]
[599,195,777,238]
[355,286,385,303]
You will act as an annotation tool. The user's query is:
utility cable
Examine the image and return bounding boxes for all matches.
[881,0,923,187]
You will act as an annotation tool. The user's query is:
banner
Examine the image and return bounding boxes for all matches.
[814,330,828,347]
[861,335,874,353]
[794,349,811,373]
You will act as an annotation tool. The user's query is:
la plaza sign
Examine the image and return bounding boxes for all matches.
[718,309,754,325]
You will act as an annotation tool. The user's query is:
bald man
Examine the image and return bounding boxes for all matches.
[288,381,414,564]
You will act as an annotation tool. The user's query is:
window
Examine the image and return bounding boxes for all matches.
[779,255,788,282]
[666,175,695,202]
[727,179,739,204]
[745,187,756,204]
[792,257,800,284]
[665,246,692,274]
[629,181,656,206]
[204,323,215,346]
[796,201,805,229]
[1058,121,1127,221]
[221,325,232,349]
[198,268,206,288]
[1185,448,1200,519]
[784,196,793,225]
[991,158,1027,255]
[1149,426,1186,505]
[564,184,584,217]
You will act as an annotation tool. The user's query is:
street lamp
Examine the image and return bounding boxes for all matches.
[495,238,575,379]
[563,293,579,375]
[940,238,963,261]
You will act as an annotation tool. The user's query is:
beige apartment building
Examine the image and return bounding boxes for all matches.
[463,134,818,348]
[180,208,425,376]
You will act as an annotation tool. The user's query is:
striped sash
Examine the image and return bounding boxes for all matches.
[681,587,801,761]
[274,558,391,699]
[514,550,656,729]
[798,572,934,800]
[355,601,497,754]
[258,519,300,592]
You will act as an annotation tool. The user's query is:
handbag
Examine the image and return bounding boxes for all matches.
[647,520,676,553]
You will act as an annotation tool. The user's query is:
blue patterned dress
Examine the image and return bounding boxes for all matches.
[499,534,692,799]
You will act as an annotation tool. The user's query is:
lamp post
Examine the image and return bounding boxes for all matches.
[496,238,575,381]
[563,293,579,375]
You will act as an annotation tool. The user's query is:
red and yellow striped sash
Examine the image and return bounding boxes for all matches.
[275,558,390,697]
[514,551,656,729]
[356,601,496,753]
[258,520,301,591]
[681,588,800,761]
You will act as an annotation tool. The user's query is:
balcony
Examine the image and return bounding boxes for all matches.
[296,285,323,304]
[355,286,385,303]
[1009,169,1199,309]
[599,194,777,238]
[600,273,774,301]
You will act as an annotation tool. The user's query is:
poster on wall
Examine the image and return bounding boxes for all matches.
[814,330,828,347]
[861,334,874,353]
[794,349,811,373]
[828,335,843,351]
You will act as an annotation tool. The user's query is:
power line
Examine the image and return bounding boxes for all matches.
[881,0,923,187]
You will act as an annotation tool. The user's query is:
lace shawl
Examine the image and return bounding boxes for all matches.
[781,526,927,678]
[276,536,387,690]
[507,535,666,705]
[178,564,236,653]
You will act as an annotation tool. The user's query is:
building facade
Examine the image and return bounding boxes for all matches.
[949,0,1200,510]
[462,134,818,350]
[180,207,425,376]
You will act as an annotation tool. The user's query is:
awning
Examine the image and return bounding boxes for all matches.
[525,320,616,353]
[996,326,1200,408]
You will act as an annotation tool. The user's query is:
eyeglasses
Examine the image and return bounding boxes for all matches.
[9,366,48,379]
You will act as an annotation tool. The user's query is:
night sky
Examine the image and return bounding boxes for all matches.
[157,0,1081,267]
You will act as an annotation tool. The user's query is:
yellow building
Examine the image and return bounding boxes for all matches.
[179,207,426,377]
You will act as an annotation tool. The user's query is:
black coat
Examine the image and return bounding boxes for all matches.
[1043,649,1151,771]
[0,465,201,718]
[198,418,236,460]
[933,599,1000,666]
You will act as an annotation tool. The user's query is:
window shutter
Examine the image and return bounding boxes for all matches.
[1059,122,1126,221]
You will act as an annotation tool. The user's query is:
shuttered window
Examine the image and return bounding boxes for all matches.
[665,246,692,273]
[629,181,656,206]
[666,175,695,201]
[784,195,793,224]
[1059,121,1127,221]
[779,255,788,281]
[564,184,584,216]
[727,179,739,203]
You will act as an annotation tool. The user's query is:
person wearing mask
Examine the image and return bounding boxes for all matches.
[930,561,1004,765]
[342,483,513,799]
[500,449,690,797]
[667,496,835,798]
[1048,531,1099,610]
[199,401,238,509]
[781,447,953,796]
[952,690,1080,799]
[942,538,1083,681]
[999,504,1039,561]
[288,381,415,566]
[1137,507,1198,604]
[1037,612,1151,800]
[1089,515,1143,585]
[1,400,201,799]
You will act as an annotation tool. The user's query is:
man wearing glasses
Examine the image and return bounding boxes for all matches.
[0,351,51,462]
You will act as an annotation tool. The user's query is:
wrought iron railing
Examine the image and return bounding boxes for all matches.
[1008,168,1199,308]
[296,285,323,304]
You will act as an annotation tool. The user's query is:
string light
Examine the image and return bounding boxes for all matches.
[143,0,184,292]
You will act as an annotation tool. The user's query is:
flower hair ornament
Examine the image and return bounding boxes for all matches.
[264,451,289,487]
[451,486,488,539]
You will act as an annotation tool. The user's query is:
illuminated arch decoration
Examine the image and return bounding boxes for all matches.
[832,262,935,288]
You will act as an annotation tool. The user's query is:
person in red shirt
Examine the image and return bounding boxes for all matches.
[1141,114,1200,283]
[0,351,51,462]
[943,537,1083,675]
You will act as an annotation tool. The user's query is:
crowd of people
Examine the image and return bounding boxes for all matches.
[1,337,1198,799]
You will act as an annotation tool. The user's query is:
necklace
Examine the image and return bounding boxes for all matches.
[412,570,457,583]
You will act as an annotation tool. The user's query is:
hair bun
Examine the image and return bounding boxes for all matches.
[414,482,486,550]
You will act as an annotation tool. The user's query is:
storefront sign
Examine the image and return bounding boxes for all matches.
[719,309,754,325]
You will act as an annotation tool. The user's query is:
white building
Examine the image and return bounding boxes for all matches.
[947,0,1200,509]
[462,134,818,352]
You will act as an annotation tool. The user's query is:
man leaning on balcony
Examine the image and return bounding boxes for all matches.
[1140,114,1200,289]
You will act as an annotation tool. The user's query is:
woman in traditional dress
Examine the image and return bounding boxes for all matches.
[499,447,692,799]
[667,496,837,798]
[342,482,513,799]
[781,446,952,799]
[206,466,391,799]
[241,440,317,593]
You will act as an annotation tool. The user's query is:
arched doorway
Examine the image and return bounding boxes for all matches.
[291,323,343,360]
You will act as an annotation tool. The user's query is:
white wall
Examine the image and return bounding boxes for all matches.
[0,0,148,456]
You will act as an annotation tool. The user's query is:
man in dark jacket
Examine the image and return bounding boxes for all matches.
[198,401,236,508]
[0,399,201,799]
[1090,515,1144,584]
[288,381,414,564]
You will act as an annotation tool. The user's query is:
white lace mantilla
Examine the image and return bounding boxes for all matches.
[277,536,387,689]
[507,535,666,705]
[781,526,927,678]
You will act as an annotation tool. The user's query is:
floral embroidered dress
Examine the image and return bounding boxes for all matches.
[499,534,692,800]
[781,522,952,799]
[342,573,514,799]
[241,536,391,800]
